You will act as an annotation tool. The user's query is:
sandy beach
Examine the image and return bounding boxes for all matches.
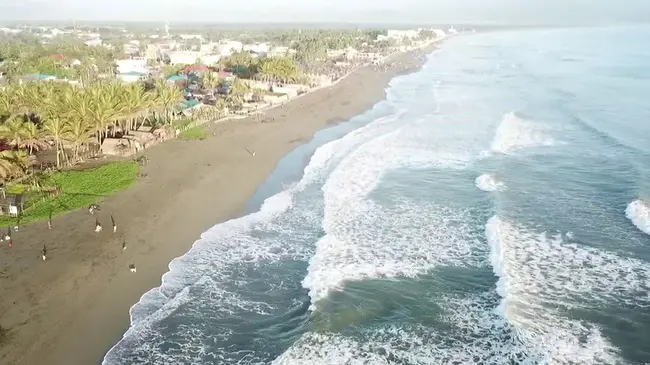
[0,45,436,365]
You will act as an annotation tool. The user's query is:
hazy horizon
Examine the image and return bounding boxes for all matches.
[1,0,649,25]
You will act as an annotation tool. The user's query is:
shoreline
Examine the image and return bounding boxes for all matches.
[0,42,440,365]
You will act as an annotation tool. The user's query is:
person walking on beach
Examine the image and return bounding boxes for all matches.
[122,241,127,251]
[95,218,102,233]
[42,244,47,261]
[111,215,117,233]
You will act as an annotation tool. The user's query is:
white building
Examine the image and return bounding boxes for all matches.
[117,71,147,83]
[116,58,148,74]
[168,51,202,65]
[85,39,103,47]
[216,41,244,57]
[378,29,420,42]
[243,43,270,54]
[0,27,22,34]
[201,55,221,66]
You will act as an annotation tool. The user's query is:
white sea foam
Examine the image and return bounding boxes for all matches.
[104,80,422,364]
[490,111,556,154]
[475,173,506,192]
[302,117,478,308]
[626,199,650,236]
[487,215,650,363]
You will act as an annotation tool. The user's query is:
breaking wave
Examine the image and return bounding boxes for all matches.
[475,173,506,192]
[626,199,650,236]
[490,111,556,154]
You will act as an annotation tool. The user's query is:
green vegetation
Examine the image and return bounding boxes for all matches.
[179,125,207,140]
[0,161,138,226]
[171,118,194,129]
[0,80,183,181]
[0,26,438,224]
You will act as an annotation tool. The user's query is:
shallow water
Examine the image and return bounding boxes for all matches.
[104,25,650,365]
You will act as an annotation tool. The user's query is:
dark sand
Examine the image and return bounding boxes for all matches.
[0,44,438,365]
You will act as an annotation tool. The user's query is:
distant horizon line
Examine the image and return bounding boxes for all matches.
[2,20,642,29]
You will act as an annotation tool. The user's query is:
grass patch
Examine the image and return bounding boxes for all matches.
[179,125,207,140]
[4,184,30,195]
[0,161,138,227]
[171,118,193,129]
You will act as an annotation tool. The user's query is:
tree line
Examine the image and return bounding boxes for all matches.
[0,80,183,182]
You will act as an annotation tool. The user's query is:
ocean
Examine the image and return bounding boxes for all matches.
[103,25,650,364]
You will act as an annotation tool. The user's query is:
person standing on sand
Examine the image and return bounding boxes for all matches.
[111,215,117,233]
[42,244,47,261]
[95,219,102,233]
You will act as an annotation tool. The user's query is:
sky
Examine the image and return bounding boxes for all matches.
[1,0,649,25]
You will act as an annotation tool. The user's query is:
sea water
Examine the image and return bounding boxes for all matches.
[103,25,650,364]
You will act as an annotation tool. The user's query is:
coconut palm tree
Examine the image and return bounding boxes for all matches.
[66,116,94,162]
[42,116,71,168]
[1,150,35,175]
[0,151,20,182]
[202,71,220,90]
[153,80,183,124]
[120,83,152,133]
[0,117,29,149]
[20,121,49,154]
[85,82,125,145]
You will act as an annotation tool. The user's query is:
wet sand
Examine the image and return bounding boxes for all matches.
[0,45,438,365]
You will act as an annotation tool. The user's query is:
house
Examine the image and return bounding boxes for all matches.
[85,38,103,47]
[117,71,148,83]
[168,51,201,65]
[201,55,221,66]
[183,64,211,73]
[116,58,148,74]
[243,43,270,54]
[167,74,188,82]
[214,41,244,57]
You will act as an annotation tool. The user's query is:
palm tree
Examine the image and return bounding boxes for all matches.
[202,71,220,90]
[120,83,152,133]
[1,150,35,175]
[42,117,71,168]
[20,121,49,154]
[0,117,28,149]
[0,151,20,183]
[66,116,94,162]
[85,83,125,145]
[154,80,183,124]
